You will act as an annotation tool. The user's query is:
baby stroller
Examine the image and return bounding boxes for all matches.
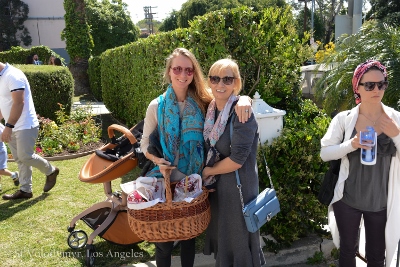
[67,121,145,267]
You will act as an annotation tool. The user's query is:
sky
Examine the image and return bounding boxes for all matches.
[125,0,187,23]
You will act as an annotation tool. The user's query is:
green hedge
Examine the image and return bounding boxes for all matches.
[14,65,74,121]
[96,6,312,126]
[0,45,65,65]
[259,100,331,248]
[88,55,102,101]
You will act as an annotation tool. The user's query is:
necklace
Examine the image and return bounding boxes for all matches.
[359,113,383,125]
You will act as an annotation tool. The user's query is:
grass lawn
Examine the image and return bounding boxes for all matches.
[0,146,206,267]
[0,94,207,266]
[0,156,162,267]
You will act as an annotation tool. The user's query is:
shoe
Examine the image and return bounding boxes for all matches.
[43,167,59,192]
[2,190,33,200]
[11,172,19,186]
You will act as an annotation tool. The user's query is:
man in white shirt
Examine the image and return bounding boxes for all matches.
[0,62,59,200]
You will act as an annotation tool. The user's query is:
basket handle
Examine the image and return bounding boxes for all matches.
[159,164,176,209]
[107,124,138,145]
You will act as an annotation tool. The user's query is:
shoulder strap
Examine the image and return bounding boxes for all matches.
[341,111,350,142]
[230,113,275,210]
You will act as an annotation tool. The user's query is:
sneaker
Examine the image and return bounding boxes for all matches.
[43,167,59,192]
[11,172,19,186]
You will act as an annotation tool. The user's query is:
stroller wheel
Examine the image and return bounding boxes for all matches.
[86,244,96,267]
[67,230,88,249]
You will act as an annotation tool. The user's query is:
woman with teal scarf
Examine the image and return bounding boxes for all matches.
[140,48,252,267]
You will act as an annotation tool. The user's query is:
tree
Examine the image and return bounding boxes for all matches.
[367,0,400,26]
[62,0,93,94]
[295,6,325,42]
[0,0,31,51]
[158,10,179,32]
[159,0,287,31]
[85,0,140,56]
[290,0,346,44]
[315,21,400,115]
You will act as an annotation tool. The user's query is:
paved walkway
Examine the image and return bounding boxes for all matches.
[72,101,110,115]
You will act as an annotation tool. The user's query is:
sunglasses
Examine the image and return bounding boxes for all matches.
[359,81,389,91]
[209,76,235,85]
[171,66,194,76]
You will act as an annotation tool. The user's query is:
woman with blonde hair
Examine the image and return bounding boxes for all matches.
[202,58,265,266]
[140,49,252,267]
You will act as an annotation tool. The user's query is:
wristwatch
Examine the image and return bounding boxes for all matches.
[5,123,14,128]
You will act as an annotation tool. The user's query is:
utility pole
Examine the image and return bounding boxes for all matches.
[143,6,157,34]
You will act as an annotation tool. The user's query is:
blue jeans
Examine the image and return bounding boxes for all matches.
[8,127,54,193]
[333,200,386,267]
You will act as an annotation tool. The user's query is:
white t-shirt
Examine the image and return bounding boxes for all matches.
[0,63,39,131]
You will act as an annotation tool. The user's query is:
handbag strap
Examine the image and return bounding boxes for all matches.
[230,114,274,210]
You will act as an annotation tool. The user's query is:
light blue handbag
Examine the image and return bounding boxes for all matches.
[230,114,280,233]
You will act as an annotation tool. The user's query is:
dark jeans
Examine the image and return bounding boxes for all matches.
[155,238,196,267]
[333,200,386,267]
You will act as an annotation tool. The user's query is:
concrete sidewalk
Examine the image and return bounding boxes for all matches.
[72,101,110,115]
[122,234,337,267]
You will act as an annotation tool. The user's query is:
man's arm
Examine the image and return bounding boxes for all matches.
[1,90,24,142]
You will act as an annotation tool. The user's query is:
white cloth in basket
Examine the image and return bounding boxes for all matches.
[173,174,203,203]
[120,177,166,210]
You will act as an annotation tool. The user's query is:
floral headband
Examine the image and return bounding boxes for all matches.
[352,60,387,104]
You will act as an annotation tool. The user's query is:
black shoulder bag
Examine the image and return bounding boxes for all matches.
[318,112,349,206]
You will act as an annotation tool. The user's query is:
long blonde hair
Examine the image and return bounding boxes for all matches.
[163,48,213,114]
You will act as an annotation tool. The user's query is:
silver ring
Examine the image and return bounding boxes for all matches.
[245,110,249,113]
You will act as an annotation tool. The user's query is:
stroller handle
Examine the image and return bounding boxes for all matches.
[107,124,138,145]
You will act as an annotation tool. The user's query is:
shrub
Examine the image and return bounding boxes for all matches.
[258,100,331,248]
[36,104,101,156]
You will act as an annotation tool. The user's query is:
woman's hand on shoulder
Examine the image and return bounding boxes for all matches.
[235,96,252,123]
[380,112,400,138]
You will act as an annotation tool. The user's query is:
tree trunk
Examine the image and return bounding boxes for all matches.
[69,58,90,95]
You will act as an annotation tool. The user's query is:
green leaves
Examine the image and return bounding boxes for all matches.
[316,21,400,114]
[259,100,330,247]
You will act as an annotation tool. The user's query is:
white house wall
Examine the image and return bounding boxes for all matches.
[22,0,69,62]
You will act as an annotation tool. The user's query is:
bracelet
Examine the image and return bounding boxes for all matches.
[5,123,14,128]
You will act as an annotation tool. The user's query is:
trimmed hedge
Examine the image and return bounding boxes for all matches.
[14,65,74,121]
[96,6,312,126]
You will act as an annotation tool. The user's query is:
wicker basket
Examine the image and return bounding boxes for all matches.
[127,167,211,242]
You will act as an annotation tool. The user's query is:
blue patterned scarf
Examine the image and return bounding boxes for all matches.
[146,85,205,178]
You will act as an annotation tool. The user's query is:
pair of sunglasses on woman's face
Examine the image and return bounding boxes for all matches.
[359,81,389,91]
[209,76,235,85]
[171,66,194,76]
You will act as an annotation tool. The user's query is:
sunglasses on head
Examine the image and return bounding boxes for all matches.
[209,76,235,85]
[359,81,389,91]
[171,66,194,76]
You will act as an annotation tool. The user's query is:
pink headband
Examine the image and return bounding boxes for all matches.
[352,60,387,104]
